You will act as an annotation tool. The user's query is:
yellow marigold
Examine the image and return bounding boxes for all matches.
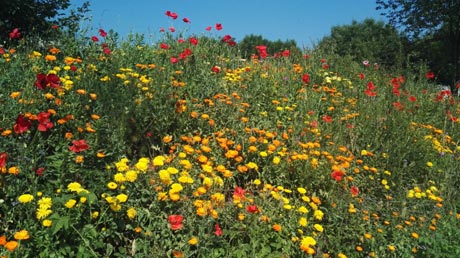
[127,207,137,219]
[125,170,138,182]
[116,193,128,203]
[188,237,198,245]
[42,219,52,227]
[65,199,77,208]
[18,194,34,203]
[14,230,30,240]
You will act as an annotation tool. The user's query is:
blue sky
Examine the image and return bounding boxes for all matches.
[71,0,386,48]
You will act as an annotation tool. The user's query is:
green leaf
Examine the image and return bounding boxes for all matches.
[51,215,70,235]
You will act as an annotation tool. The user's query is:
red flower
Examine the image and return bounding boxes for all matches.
[303,54,310,59]
[214,223,223,236]
[160,43,169,49]
[14,114,32,134]
[169,27,176,33]
[168,215,184,230]
[177,38,185,43]
[215,23,223,31]
[99,29,107,37]
[233,186,246,198]
[189,37,198,45]
[211,66,220,73]
[426,71,435,79]
[69,139,90,153]
[358,73,365,80]
[322,115,332,123]
[36,167,45,176]
[9,28,21,39]
[408,95,417,102]
[170,57,179,64]
[165,11,178,19]
[302,73,310,84]
[0,152,8,167]
[182,17,190,23]
[350,186,359,197]
[91,36,99,42]
[331,170,344,181]
[392,101,405,111]
[205,26,212,31]
[34,73,61,90]
[37,111,53,132]
[282,50,290,57]
[255,45,268,59]
[246,204,259,213]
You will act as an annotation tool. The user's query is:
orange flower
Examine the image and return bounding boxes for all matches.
[272,224,282,232]
[14,230,30,240]
[5,241,18,252]
[0,235,6,245]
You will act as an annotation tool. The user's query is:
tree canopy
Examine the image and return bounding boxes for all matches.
[316,18,405,67]
[0,0,89,43]
[376,0,460,87]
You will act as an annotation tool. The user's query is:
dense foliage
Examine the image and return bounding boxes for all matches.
[0,7,460,258]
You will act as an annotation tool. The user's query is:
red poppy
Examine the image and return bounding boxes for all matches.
[303,54,310,59]
[69,139,90,153]
[182,17,190,23]
[302,73,310,84]
[282,50,290,57]
[215,23,223,31]
[177,38,185,43]
[392,101,405,111]
[255,45,268,59]
[0,152,8,167]
[91,36,99,42]
[9,28,21,39]
[322,115,332,123]
[358,73,365,80]
[350,186,359,196]
[426,71,435,79]
[169,27,175,33]
[34,73,61,90]
[233,186,246,198]
[99,29,107,37]
[246,204,259,213]
[211,66,220,73]
[168,215,184,230]
[331,170,344,181]
[37,111,53,132]
[159,27,165,32]
[214,223,223,236]
[205,26,212,31]
[14,114,32,134]
[170,57,179,64]
[160,43,169,49]
[165,11,178,19]
[36,167,45,176]
[189,37,198,45]
[408,95,417,102]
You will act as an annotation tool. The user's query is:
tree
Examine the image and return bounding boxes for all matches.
[316,18,406,68]
[238,34,301,59]
[376,0,460,88]
[0,0,90,43]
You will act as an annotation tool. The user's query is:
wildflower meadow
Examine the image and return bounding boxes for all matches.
[1,10,460,258]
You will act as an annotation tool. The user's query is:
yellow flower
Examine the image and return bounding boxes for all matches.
[153,155,165,166]
[14,230,30,240]
[127,207,137,219]
[38,197,52,209]
[188,237,199,245]
[67,182,82,192]
[299,217,308,227]
[65,199,77,208]
[107,182,118,189]
[125,170,138,182]
[92,211,99,219]
[314,210,324,220]
[388,245,396,251]
[116,194,128,203]
[42,219,52,227]
[300,236,316,247]
[411,232,419,239]
[18,194,34,203]
[426,161,433,167]
[36,207,52,219]
[297,187,307,194]
[314,224,324,232]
